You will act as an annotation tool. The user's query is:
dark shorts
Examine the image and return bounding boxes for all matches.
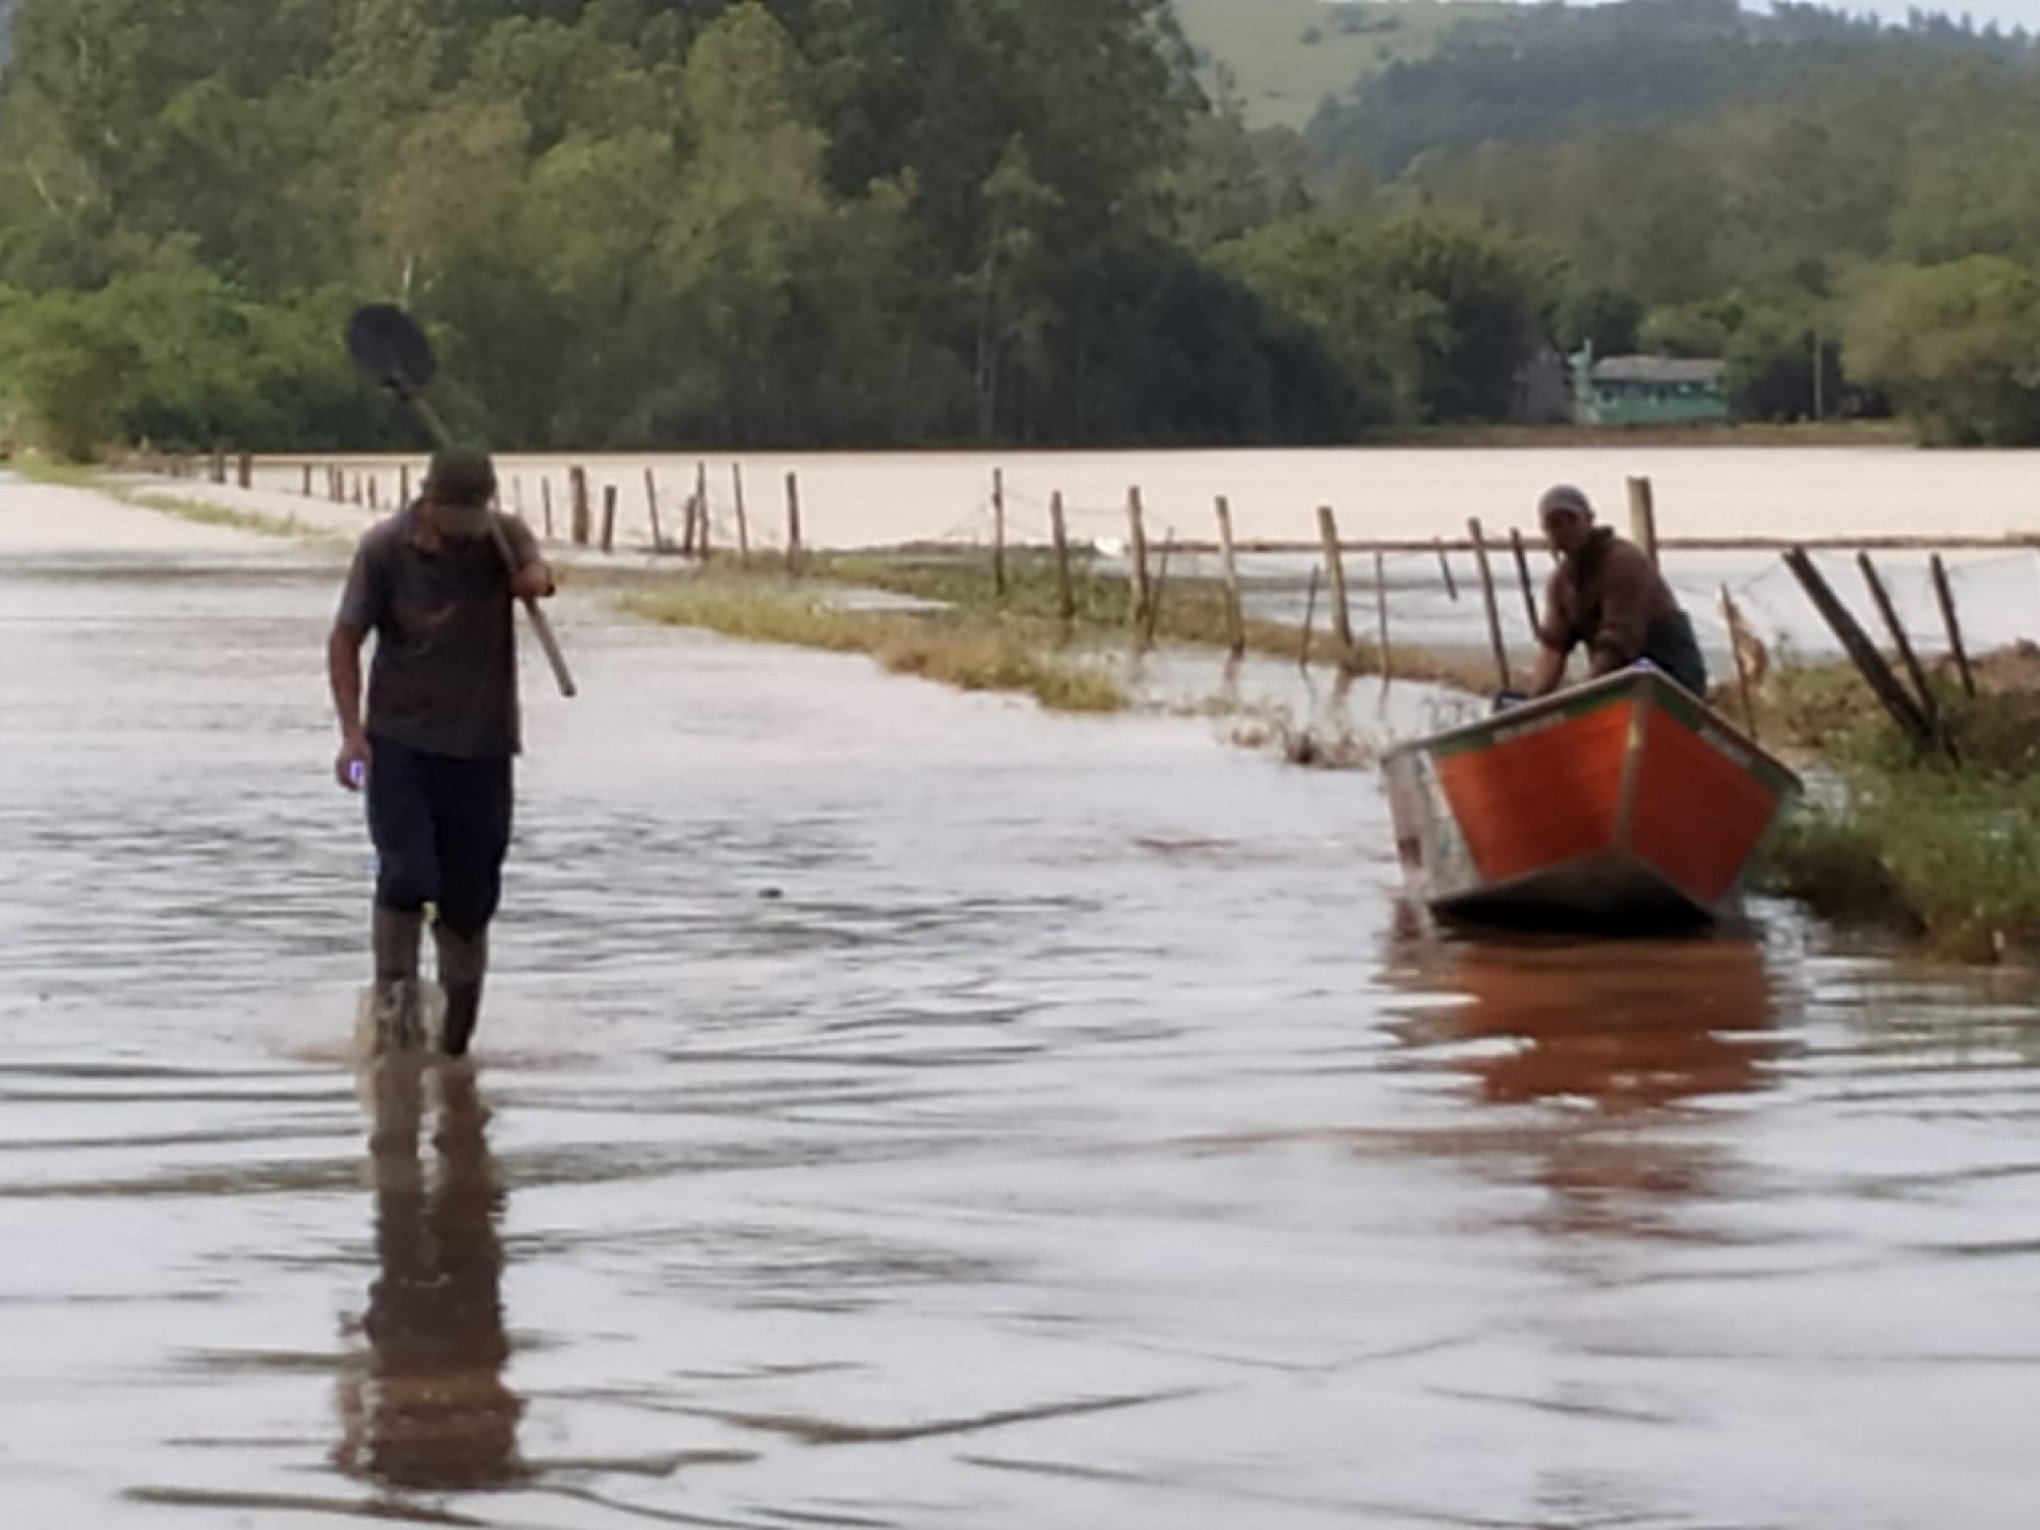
[366,736,513,936]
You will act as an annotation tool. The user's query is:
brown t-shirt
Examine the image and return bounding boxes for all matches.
[337,506,541,759]
[1537,527,1680,670]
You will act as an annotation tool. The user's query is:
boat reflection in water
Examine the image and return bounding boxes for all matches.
[334,1060,524,1492]
[1385,918,1794,1227]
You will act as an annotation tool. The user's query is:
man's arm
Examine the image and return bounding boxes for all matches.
[1529,567,1573,696]
[329,623,371,791]
[330,537,381,792]
[1528,643,1568,697]
[502,514,554,599]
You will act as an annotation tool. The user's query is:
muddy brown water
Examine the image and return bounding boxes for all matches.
[3,478,2038,1528]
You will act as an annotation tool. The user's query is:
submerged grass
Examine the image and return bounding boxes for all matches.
[813,550,1500,693]
[617,573,1126,714]
[131,491,349,547]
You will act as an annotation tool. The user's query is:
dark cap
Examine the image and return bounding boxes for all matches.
[423,446,497,507]
[1537,483,1593,521]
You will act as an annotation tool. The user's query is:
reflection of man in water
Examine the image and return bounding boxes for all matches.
[334,1061,523,1491]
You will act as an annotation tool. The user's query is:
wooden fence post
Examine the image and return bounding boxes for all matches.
[785,471,803,573]
[1627,475,1660,568]
[992,468,1007,596]
[1126,486,1151,631]
[1858,552,1938,731]
[1468,517,1511,690]
[301,463,313,497]
[1316,504,1353,664]
[1050,490,1075,622]
[237,452,252,490]
[644,469,663,550]
[1509,527,1539,635]
[1720,586,1761,740]
[1929,554,1976,699]
[541,478,554,541]
[398,463,410,507]
[1784,547,1936,754]
[1375,550,1392,685]
[732,463,750,559]
[569,466,590,546]
[1434,538,1459,600]
[600,484,617,553]
[693,460,709,556]
[1215,495,1245,658]
[1299,566,1319,674]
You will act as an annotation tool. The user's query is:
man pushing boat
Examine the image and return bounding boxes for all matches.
[1527,483,1707,698]
[328,447,555,1056]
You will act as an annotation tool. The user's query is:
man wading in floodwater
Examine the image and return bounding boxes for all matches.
[1527,483,1708,698]
[328,448,555,1055]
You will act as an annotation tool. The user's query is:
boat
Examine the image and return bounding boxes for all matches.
[1381,667,1800,929]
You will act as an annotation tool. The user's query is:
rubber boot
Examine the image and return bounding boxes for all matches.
[435,924,488,1058]
[372,906,428,1050]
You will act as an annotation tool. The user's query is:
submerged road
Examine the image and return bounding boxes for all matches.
[2,475,2037,1528]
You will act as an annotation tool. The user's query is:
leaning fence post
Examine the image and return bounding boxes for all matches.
[1316,505,1353,664]
[1215,495,1245,657]
[1050,490,1075,622]
[1626,475,1660,569]
[1126,487,1151,631]
[1434,538,1459,600]
[1857,551,1938,733]
[645,469,663,551]
[1929,554,1976,699]
[1784,547,1935,753]
[1468,517,1511,690]
[1509,527,1539,635]
[1720,586,1761,740]
[785,471,803,574]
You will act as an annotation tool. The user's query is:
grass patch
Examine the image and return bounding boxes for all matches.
[5,453,108,489]
[618,574,1126,714]
[130,492,351,549]
[1749,667,2040,960]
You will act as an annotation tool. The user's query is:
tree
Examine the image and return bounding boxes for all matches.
[1845,257,2040,445]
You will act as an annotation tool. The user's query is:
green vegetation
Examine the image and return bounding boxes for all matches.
[1755,669,2040,960]
[1,1,2038,455]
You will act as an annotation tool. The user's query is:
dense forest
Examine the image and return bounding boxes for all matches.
[0,0,2037,455]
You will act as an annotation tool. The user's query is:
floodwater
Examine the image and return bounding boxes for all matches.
[5,475,2040,1528]
[217,442,2040,672]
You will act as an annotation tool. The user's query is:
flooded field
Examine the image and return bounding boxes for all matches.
[5,474,2040,1528]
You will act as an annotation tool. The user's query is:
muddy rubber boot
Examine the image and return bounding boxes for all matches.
[435,925,488,1058]
[372,906,427,1051]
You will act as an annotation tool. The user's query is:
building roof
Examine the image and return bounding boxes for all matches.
[1591,355,1725,386]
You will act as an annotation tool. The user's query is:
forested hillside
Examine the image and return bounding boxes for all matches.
[2,0,2039,455]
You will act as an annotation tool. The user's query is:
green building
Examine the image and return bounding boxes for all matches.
[1571,351,1728,427]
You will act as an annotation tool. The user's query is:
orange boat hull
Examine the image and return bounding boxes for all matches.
[1383,670,1799,927]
